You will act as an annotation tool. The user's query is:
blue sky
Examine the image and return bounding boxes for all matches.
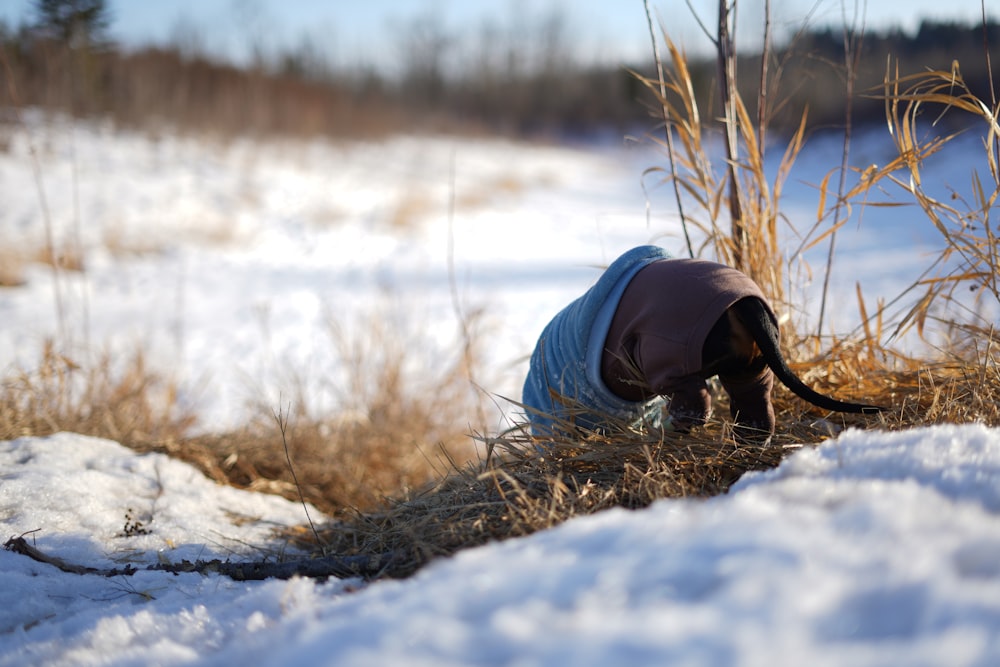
[0,0,994,68]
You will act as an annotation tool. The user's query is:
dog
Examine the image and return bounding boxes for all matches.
[522,245,881,443]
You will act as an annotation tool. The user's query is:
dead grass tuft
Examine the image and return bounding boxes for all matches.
[0,250,27,287]
[311,420,787,578]
[33,244,86,273]
[1,305,487,520]
[178,393,478,517]
[0,341,196,444]
[386,189,436,231]
[808,325,1000,429]
[455,173,525,210]
[13,312,487,523]
[100,226,170,259]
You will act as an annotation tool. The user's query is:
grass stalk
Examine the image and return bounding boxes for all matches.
[641,0,694,258]
[817,4,866,335]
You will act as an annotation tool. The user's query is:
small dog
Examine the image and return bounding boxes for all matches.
[522,245,881,443]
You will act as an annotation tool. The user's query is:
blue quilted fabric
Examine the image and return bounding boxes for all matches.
[522,245,670,434]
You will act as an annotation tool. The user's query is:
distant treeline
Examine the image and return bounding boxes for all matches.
[754,20,1000,131]
[0,15,997,140]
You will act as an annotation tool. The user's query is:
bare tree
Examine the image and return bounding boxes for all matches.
[717,0,746,271]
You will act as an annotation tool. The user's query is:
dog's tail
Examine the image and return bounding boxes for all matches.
[732,298,883,415]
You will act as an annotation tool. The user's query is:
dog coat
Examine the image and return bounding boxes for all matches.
[522,246,773,435]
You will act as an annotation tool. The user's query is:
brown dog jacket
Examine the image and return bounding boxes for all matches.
[601,258,777,438]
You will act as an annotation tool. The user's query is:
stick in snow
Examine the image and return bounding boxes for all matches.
[3,535,397,581]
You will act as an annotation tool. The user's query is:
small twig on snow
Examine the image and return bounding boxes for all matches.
[4,535,397,581]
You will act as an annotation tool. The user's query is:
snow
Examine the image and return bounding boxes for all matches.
[4,427,1000,666]
[2,116,1000,665]
[220,425,1000,667]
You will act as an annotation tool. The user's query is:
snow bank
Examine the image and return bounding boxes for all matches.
[2,424,1000,666]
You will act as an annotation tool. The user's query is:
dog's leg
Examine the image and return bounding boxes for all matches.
[719,368,775,445]
[666,376,712,432]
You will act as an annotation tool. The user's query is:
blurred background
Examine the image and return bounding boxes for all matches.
[0,0,996,141]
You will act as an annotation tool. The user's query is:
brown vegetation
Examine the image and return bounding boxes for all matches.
[0,342,196,444]
[0,311,485,518]
[0,249,28,286]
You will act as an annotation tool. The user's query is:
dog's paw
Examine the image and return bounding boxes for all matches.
[732,421,773,446]
[667,407,711,432]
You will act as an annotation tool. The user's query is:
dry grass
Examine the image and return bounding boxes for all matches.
[304,339,1000,579]
[310,421,787,578]
[101,228,169,259]
[845,61,1000,340]
[0,249,27,287]
[386,189,436,232]
[455,173,526,210]
[0,243,88,288]
[633,37,808,309]
[0,341,195,444]
[176,315,486,516]
[0,310,486,518]
[32,243,86,272]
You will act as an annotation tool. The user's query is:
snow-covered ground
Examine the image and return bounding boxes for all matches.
[2,116,999,665]
[4,426,1000,666]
